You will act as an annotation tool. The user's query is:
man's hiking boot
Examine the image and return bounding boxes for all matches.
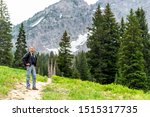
[32,87,38,90]
[26,87,31,90]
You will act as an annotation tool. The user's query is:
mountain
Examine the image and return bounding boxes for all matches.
[12,0,92,53]
[12,0,150,53]
[94,0,150,23]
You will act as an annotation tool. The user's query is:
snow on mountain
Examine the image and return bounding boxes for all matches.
[46,48,59,54]
[45,33,88,54]
[101,7,105,10]
[59,13,63,18]
[30,17,44,27]
[71,33,88,53]
[84,0,98,5]
[93,7,105,12]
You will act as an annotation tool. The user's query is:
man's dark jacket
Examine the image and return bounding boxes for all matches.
[22,52,37,66]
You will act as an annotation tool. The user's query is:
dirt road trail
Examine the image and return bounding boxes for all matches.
[4,78,51,100]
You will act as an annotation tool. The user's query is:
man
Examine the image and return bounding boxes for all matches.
[22,47,38,90]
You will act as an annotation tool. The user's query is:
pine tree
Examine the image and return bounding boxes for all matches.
[116,9,148,90]
[120,17,126,39]
[116,17,126,83]
[0,0,13,66]
[101,3,119,84]
[87,5,104,83]
[87,4,119,84]
[77,51,91,81]
[36,53,49,76]
[57,31,73,77]
[44,54,49,76]
[13,23,27,68]
[72,56,80,79]
[0,0,9,21]
[135,8,150,89]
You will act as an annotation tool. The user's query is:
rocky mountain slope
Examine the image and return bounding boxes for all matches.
[12,0,150,53]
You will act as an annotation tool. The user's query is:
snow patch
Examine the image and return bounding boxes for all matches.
[101,7,105,10]
[60,13,63,18]
[30,17,44,27]
[46,48,59,54]
[71,33,88,53]
[46,33,88,54]
[84,0,99,5]
[93,7,105,12]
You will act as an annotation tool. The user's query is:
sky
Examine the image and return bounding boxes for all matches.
[5,0,98,25]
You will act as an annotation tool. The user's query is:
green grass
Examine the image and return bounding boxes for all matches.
[0,66,47,97]
[42,76,150,100]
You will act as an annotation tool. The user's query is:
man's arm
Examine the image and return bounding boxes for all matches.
[22,53,29,66]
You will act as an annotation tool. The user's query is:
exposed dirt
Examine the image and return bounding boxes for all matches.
[4,78,51,100]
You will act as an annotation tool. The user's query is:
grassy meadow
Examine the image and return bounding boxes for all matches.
[1,66,150,100]
[42,76,150,100]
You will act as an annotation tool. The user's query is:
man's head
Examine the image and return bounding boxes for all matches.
[29,47,35,53]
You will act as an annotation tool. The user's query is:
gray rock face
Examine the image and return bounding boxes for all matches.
[12,0,92,53]
[12,0,150,53]
[94,0,150,24]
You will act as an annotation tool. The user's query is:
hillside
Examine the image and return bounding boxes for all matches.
[42,76,150,100]
[0,66,47,99]
[1,66,150,100]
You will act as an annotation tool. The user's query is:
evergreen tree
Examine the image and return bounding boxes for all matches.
[116,9,148,90]
[77,51,91,81]
[120,17,126,39]
[57,31,73,77]
[36,53,49,76]
[87,5,104,83]
[135,8,150,89]
[13,23,27,68]
[116,17,126,83]
[0,0,9,21]
[72,56,80,79]
[102,3,119,84]
[0,0,13,66]
[87,4,119,84]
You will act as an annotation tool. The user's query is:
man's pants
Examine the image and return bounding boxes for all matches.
[26,65,36,88]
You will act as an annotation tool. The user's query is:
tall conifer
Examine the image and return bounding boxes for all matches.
[57,31,73,77]
[116,9,148,90]
[135,8,150,89]
[0,0,13,66]
[87,4,119,84]
[14,23,27,68]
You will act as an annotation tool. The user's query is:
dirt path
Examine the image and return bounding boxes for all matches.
[4,78,51,100]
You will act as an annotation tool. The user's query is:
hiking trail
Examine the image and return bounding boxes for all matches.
[4,78,51,100]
